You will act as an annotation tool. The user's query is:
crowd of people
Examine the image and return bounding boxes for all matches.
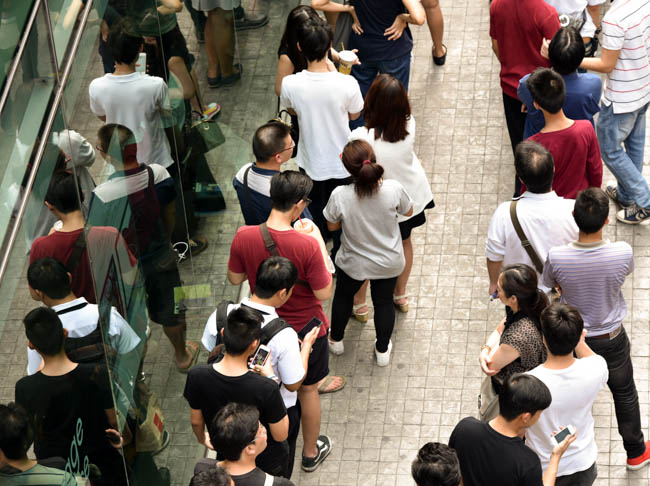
[1,0,650,485]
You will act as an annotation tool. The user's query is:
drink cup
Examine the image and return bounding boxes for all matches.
[293,218,314,233]
[338,50,357,75]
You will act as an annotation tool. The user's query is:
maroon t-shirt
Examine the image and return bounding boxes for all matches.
[228,226,331,338]
[489,0,559,99]
[528,120,603,199]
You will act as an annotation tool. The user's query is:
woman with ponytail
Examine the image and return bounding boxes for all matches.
[478,264,548,420]
[324,140,413,366]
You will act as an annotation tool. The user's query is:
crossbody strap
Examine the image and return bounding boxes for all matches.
[66,229,88,274]
[509,200,544,274]
[259,223,311,289]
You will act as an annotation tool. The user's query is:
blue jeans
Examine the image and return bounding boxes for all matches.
[597,101,650,208]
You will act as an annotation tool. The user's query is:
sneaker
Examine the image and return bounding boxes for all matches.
[606,183,632,208]
[328,338,344,355]
[375,340,392,367]
[234,9,269,31]
[301,435,332,472]
[627,441,650,470]
[616,204,650,225]
[189,236,208,257]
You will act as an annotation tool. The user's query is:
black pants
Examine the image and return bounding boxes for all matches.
[502,92,527,197]
[330,268,397,352]
[555,462,597,486]
[285,401,302,478]
[308,177,351,259]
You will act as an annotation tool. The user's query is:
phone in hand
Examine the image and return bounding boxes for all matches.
[298,317,322,340]
[250,344,270,368]
[552,425,575,444]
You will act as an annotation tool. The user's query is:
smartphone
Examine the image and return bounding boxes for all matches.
[251,344,270,368]
[298,317,322,339]
[135,52,147,73]
[552,425,575,444]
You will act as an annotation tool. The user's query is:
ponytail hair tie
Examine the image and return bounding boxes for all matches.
[362,159,372,166]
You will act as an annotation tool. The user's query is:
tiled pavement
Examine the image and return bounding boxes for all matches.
[1,0,650,485]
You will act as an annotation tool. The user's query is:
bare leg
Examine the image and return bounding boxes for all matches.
[324,11,338,32]
[204,10,220,78]
[167,57,201,112]
[208,8,236,77]
[353,280,369,308]
[422,0,445,58]
[394,237,413,299]
[298,383,321,458]
[162,322,192,367]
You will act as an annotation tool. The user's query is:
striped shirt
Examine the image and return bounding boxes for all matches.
[542,240,634,336]
[601,0,650,113]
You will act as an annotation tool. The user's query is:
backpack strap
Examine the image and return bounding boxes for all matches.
[66,228,88,274]
[259,223,311,289]
[509,200,544,274]
[260,318,291,346]
[264,473,274,486]
[215,300,234,343]
[243,165,263,223]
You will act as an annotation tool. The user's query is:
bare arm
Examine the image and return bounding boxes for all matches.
[575,330,595,359]
[227,269,247,285]
[284,327,319,392]
[580,48,620,73]
[487,258,503,295]
[275,55,295,97]
[158,0,183,14]
[491,39,499,60]
[402,0,426,25]
[190,408,213,449]
[268,415,289,442]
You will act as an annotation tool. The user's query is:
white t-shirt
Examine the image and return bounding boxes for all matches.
[525,355,608,476]
[201,298,305,408]
[89,72,173,168]
[26,298,140,375]
[349,117,433,222]
[280,70,364,181]
[543,0,604,37]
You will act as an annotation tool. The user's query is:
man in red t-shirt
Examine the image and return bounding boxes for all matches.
[228,171,344,473]
[525,68,602,199]
[490,0,560,196]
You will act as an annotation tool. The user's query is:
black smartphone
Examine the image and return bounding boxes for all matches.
[298,317,322,339]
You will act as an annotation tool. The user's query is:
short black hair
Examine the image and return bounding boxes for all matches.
[108,19,143,65]
[499,373,552,422]
[223,306,262,356]
[45,171,82,214]
[253,121,292,162]
[27,257,71,300]
[549,27,585,75]
[208,403,260,461]
[541,303,584,356]
[515,141,554,194]
[412,442,461,486]
[574,187,609,234]
[0,403,34,460]
[269,171,313,212]
[254,256,297,299]
[23,307,64,357]
[96,123,137,162]
[190,467,231,486]
[297,17,333,62]
[526,67,566,114]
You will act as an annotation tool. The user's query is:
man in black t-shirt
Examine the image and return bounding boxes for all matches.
[14,307,128,486]
[449,374,574,486]
[184,306,289,477]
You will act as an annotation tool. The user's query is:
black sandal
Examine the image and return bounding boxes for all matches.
[433,44,447,66]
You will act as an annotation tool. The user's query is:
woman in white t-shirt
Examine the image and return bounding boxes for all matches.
[324,140,413,366]
[348,74,434,318]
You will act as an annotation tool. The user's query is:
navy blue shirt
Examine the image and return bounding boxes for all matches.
[518,71,602,139]
[348,0,412,62]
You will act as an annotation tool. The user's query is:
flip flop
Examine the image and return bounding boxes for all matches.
[176,341,200,373]
[318,375,346,394]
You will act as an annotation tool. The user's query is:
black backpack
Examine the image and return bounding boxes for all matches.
[58,302,106,364]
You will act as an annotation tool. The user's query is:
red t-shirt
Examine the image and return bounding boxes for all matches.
[228,226,331,338]
[527,120,603,199]
[489,0,559,99]
[30,226,136,304]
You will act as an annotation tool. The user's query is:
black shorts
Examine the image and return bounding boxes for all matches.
[143,266,184,327]
[303,335,329,386]
[159,25,195,75]
[398,200,434,240]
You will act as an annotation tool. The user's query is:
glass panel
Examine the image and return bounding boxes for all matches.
[0,0,34,90]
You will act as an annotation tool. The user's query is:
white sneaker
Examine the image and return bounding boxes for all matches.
[375,340,392,367]
[328,338,344,355]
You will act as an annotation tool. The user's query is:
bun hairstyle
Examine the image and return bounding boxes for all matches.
[341,139,384,198]
[499,264,549,331]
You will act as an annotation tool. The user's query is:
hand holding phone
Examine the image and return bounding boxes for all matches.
[250,344,270,368]
[298,317,322,340]
[551,425,576,458]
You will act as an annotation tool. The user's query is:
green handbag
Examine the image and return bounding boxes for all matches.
[187,116,225,155]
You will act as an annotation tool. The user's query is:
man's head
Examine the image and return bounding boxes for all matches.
[44,171,83,215]
[253,256,297,306]
[208,403,267,463]
[108,19,143,65]
[297,16,333,62]
[0,403,33,463]
[23,307,66,357]
[574,187,609,234]
[27,257,72,303]
[96,123,138,168]
[411,442,461,486]
[499,373,552,427]
[549,27,585,75]
[252,121,293,166]
[540,303,584,357]
[190,467,233,486]
[223,306,262,356]
[269,170,313,216]
[526,67,566,114]
[514,141,554,194]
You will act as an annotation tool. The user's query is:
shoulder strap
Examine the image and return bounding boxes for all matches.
[66,229,88,274]
[260,318,291,346]
[264,473,274,486]
[243,165,263,223]
[509,200,544,274]
[144,164,155,188]
[259,224,311,289]
[215,300,234,341]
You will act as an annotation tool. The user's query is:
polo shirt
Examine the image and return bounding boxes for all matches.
[26,298,140,375]
[490,0,559,99]
[485,191,578,294]
[542,240,633,336]
[201,298,305,407]
[518,71,602,139]
[601,0,650,113]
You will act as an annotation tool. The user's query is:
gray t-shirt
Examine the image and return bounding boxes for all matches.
[324,179,412,280]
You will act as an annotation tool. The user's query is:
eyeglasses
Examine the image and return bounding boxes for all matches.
[248,422,267,444]
[272,143,295,157]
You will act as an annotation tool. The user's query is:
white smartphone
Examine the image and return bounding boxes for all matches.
[135,52,147,73]
[552,425,576,444]
[250,344,270,368]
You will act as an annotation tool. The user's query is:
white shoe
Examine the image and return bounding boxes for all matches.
[328,338,344,355]
[375,340,392,367]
